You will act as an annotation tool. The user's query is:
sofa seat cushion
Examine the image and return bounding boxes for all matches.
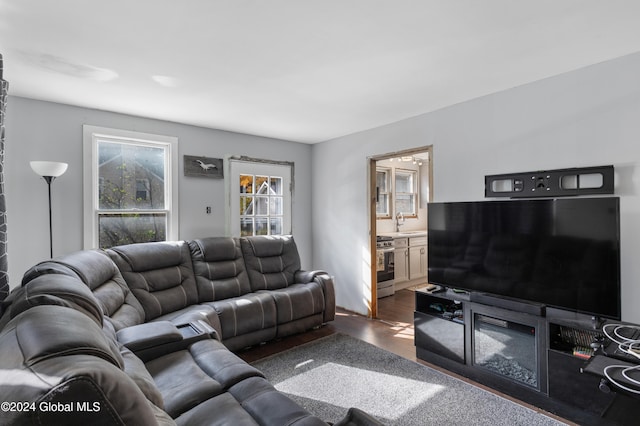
[121,346,165,409]
[206,293,277,340]
[264,282,325,324]
[146,349,224,418]
[188,339,265,387]
[175,393,261,426]
[229,376,327,426]
[145,339,264,419]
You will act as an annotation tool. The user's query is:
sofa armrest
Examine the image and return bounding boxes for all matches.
[294,269,329,284]
[316,274,336,323]
[117,320,217,362]
[294,270,336,323]
[116,321,183,352]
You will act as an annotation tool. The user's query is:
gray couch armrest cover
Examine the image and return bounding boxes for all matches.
[294,269,328,284]
[294,271,336,323]
[116,321,183,352]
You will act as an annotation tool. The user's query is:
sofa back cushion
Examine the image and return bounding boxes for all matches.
[23,250,146,330]
[188,237,252,301]
[107,241,198,321]
[240,235,301,291]
[4,274,105,327]
[2,305,124,370]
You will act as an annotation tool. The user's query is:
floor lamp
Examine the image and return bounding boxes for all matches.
[30,161,68,258]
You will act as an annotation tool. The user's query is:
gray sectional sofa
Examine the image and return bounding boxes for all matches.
[102,235,335,351]
[0,235,380,425]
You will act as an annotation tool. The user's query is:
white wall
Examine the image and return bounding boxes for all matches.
[4,97,313,286]
[312,51,640,323]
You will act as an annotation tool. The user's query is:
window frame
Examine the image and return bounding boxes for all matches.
[394,168,418,218]
[375,167,392,219]
[83,125,179,249]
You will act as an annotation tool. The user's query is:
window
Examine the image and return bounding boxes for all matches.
[228,159,292,237]
[376,167,391,218]
[239,174,284,236]
[83,126,178,249]
[136,179,150,201]
[395,168,418,217]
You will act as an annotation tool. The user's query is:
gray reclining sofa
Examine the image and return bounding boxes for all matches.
[0,235,381,425]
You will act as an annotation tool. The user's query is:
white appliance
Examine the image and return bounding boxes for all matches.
[376,236,395,298]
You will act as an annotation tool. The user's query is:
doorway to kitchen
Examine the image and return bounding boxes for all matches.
[368,146,433,320]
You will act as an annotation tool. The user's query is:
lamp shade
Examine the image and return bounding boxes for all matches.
[30,161,68,177]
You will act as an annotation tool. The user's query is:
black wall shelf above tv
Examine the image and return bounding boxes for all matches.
[485,165,614,198]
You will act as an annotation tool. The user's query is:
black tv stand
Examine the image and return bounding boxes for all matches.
[414,287,625,426]
[470,291,545,316]
[591,315,606,331]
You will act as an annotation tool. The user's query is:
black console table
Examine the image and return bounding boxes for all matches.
[414,286,635,426]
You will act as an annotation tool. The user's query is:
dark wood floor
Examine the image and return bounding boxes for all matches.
[237,289,573,425]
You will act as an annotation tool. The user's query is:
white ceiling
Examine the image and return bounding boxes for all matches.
[2,1,640,144]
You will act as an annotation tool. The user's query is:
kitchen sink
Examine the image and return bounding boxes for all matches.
[396,230,427,236]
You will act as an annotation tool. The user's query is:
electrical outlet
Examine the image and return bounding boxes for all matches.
[206,206,211,214]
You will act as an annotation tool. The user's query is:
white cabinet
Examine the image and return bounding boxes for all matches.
[409,236,427,281]
[394,238,409,283]
[409,245,427,280]
[393,235,427,283]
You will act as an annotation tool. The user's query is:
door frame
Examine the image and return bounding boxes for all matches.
[367,145,433,318]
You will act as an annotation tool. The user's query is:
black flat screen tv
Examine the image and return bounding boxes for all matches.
[427,197,621,319]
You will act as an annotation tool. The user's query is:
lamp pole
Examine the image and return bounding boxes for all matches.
[44,176,55,259]
[30,161,68,259]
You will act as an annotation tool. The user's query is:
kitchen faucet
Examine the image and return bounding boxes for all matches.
[395,211,404,232]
